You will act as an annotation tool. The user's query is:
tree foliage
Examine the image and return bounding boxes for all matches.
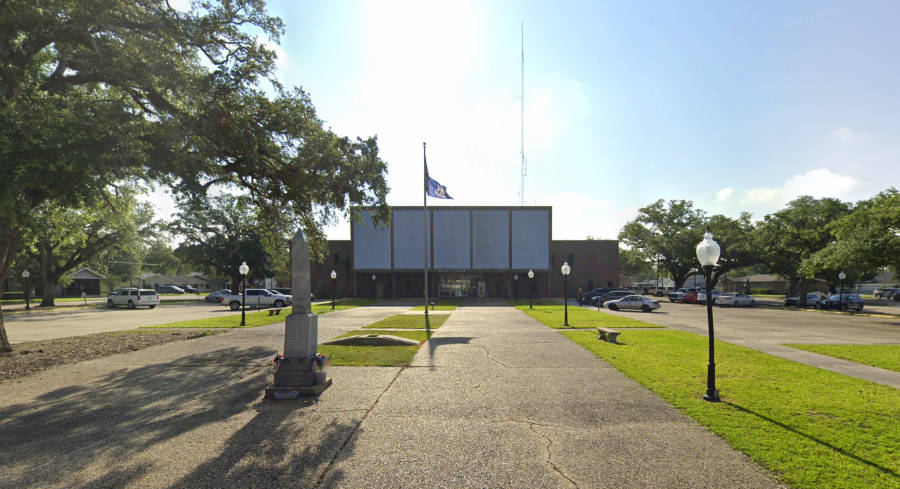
[619,200,705,289]
[800,188,900,284]
[757,196,851,296]
[0,0,390,350]
[171,194,288,292]
[19,188,154,305]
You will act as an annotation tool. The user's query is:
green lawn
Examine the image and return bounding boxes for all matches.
[363,314,449,329]
[411,300,461,311]
[141,310,286,329]
[785,344,900,373]
[513,302,664,329]
[562,329,899,489]
[317,329,429,366]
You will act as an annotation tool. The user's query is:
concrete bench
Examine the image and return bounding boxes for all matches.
[597,327,621,344]
[268,308,282,316]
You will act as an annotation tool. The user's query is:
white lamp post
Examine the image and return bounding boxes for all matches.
[838,271,846,311]
[561,262,571,326]
[528,269,535,309]
[696,229,721,402]
[371,274,376,301]
[513,274,518,302]
[330,270,337,310]
[239,261,249,326]
[21,270,31,310]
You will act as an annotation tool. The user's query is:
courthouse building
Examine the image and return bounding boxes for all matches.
[310,206,618,300]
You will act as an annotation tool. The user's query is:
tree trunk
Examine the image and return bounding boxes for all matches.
[41,279,57,306]
[799,279,808,307]
[0,227,21,351]
[38,242,56,306]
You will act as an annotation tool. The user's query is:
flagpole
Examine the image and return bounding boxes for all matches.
[423,142,431,335]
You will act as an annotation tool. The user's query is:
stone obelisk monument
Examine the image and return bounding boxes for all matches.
[265,229,331,399]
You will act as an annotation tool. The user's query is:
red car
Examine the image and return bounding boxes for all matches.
[683,291,699,304]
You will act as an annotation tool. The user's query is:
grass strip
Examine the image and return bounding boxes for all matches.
[141,310,285,329]
[785,344,900,373]
[512,302,663,329]
[364,314,449,329]
[561,329,900,489]
[318,329,429,366]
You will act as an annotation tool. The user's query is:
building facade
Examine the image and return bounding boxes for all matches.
[310,206,618,299]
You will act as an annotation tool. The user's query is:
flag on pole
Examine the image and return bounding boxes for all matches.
[425,163,453,199]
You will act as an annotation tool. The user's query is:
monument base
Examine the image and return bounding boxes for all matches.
[265,377,332,400]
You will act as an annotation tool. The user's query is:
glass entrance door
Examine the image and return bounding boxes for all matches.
[439,273,469,297]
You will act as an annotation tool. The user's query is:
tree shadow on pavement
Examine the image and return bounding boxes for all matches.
[0,346,360,488]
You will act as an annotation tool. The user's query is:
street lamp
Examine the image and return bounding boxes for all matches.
[371,274,376,301]
[838,271,846,311]
[239,261,249,326]
[330,270,337,310]
[21,270,30,310]
[561,262,571,326]
[528,269,534,310]
[696,229,721,402]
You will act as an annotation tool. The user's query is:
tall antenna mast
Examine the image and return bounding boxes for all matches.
[520,21,526,206]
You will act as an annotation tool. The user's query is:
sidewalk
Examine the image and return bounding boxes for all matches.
[0,304,783,488]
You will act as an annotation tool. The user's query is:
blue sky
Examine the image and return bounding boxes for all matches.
[161,0,900,240]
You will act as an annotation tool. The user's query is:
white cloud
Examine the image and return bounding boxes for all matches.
[715,187,733,203]
[831,127,868,144]
[739,168,860,207]
[167,0,191,12]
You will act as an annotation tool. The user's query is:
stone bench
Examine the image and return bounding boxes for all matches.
[268,308,282,316]
[597,327,621,344]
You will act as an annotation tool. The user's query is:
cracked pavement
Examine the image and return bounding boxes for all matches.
[0,302,785,488]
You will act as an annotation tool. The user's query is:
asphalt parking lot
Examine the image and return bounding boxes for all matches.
[4,302,241,344]
[587,300,899,344]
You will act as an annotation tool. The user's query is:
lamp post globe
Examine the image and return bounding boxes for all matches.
[838,271,846,311]
[239,261,249,326]
[330,270,337,310]
[21,270,31,310]
[561,262,571,326]
[528,269,534,310]
[695,229,721,402]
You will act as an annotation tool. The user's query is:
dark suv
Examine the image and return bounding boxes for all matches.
[579,288,608,305]
[593,290,631,306]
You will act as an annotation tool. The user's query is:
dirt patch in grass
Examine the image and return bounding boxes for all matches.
[0,329,225,383]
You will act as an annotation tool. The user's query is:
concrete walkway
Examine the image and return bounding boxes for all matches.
[0,304,784,488]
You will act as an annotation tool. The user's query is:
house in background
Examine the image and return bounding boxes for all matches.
[140,273,215,292]
[65,268,106,296]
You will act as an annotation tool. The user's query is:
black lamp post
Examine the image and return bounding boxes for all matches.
[330,270,337,310]
[528,269,534,309]
[838,271,846,311]
[239,261,249,326]
[561,262,571,326]
[696,229,721,402]
[21,270,30,310]
[371,274,376,301]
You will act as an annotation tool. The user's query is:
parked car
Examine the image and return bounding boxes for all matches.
[603,295,661,312]
[784,293,823,308]
[221,288,291,310]
[668,288,694,303]
[696,290,723,305]
[157,285,185,294]
[819,294,864,312]
[715,292,755,307]
[107,288,160,309]
[683,290,700,304]
[580,288,608,305]
[873,287,900,300]
[592,290,630,306]
[181,285,198,293]
[204,290,231,303]
[268,289,292,302]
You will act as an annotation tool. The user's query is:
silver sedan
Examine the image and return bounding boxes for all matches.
[603,295,661,312]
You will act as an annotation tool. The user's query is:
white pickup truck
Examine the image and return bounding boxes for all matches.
[107,288,160,309]
[222,288,291,310]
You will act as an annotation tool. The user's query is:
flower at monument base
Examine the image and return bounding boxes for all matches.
[313,353,330,371]
[272,353,284,372]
